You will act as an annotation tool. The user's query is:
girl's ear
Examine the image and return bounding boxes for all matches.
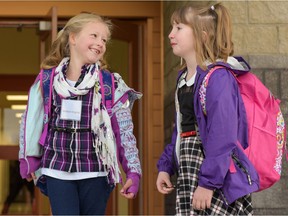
[69,32,76,45]
[202,31,208,42]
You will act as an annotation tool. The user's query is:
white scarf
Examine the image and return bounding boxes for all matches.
[53,57,120,183]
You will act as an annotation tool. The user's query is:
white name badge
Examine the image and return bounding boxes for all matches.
[60,99,82,121]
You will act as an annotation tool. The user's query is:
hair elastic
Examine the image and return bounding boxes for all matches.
[210,5,215,11]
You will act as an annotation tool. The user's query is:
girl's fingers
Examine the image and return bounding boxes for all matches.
[31,173,36,179]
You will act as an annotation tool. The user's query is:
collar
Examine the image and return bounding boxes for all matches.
[178,71,196,88]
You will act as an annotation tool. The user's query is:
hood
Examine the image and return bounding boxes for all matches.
[200,56,251,76]
[226,56,251,75]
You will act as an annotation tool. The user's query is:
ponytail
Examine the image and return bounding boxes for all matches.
[213,3,234,61]
[196,2,234,68]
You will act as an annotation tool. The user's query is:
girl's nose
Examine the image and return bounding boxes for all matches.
[168,31,174,39]
[96,38,104,47]
[97,41,103,47]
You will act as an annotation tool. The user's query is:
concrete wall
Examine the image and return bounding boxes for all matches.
[163,1,288,215]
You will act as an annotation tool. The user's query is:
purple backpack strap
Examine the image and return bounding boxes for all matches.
[99,69,115,116]
[42,67,56,119]
[39,67,55,145]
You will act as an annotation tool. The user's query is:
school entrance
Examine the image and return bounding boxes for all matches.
[0,1,164,215]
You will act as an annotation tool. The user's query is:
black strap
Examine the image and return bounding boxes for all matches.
[52,127,91,133]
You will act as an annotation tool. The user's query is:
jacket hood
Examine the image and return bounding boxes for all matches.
[226,56,250,75]
[201,56,251,76]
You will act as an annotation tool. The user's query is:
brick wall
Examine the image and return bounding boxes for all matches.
[163,1,288,215]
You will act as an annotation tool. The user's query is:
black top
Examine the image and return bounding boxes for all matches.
[178,82,196,132]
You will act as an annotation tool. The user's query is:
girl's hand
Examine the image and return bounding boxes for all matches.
[192,186,213,210]
[156,171,175,194]
[26,172,36,182]
[120,179,135,199]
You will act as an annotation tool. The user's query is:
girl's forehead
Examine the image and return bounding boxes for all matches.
[171,13,184,24]
[172,21,188,28]
[83,21,110,34]
[171,10,192,26]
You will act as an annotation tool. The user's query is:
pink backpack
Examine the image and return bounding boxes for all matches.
[200,66,287,191]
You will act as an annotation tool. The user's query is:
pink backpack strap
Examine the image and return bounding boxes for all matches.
[205,66,226,85]
[200,66,222,115]
[200,66,236,115]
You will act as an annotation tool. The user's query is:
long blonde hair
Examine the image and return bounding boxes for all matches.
[41,13,112,69]
[171,2,234,69]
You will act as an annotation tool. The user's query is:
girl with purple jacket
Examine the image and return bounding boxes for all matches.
[19,13,142,215]
[157,3,259,215]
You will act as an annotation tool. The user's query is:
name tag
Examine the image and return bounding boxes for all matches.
[60,99,82,121]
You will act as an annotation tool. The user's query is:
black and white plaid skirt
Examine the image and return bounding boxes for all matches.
[175,133,253,215]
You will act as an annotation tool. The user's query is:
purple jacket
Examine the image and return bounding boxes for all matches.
[157,57,259,204]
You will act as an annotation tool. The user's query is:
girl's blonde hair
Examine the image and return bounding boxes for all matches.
[41,12,112,69]
[171,2,233,69]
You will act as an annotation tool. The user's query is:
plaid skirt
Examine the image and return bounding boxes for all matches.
[175,134,253,216]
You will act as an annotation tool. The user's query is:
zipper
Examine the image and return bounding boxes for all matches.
[232,154,252,185]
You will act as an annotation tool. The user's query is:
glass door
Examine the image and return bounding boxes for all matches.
[0,6,57,215]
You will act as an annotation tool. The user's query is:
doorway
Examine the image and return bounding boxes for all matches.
[0,16,143,216]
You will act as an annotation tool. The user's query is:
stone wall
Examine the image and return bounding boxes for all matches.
[163,1,288,215]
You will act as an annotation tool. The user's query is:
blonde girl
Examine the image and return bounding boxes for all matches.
[19,13,142,215]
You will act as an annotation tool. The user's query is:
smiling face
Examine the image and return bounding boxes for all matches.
[169,21,195,60]
[69,21,110,65]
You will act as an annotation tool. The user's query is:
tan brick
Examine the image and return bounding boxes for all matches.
[280,100,288,116]
[223,1,248,24]
[280,70,288,100]
[232,25,246,55]
[253,176,288,208]
[249,1,288,24]
[279,27,288,54]
[233,25,278,54]
[264,70,280,98]
[249,55,288,69]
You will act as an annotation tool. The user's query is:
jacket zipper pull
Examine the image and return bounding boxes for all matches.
[232,153,252,185]
[247,174,252,185]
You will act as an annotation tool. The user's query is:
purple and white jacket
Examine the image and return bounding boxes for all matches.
[157,57,259,204]
[19,69,142,196]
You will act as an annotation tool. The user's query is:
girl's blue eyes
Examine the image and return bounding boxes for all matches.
[91,34,107,43]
